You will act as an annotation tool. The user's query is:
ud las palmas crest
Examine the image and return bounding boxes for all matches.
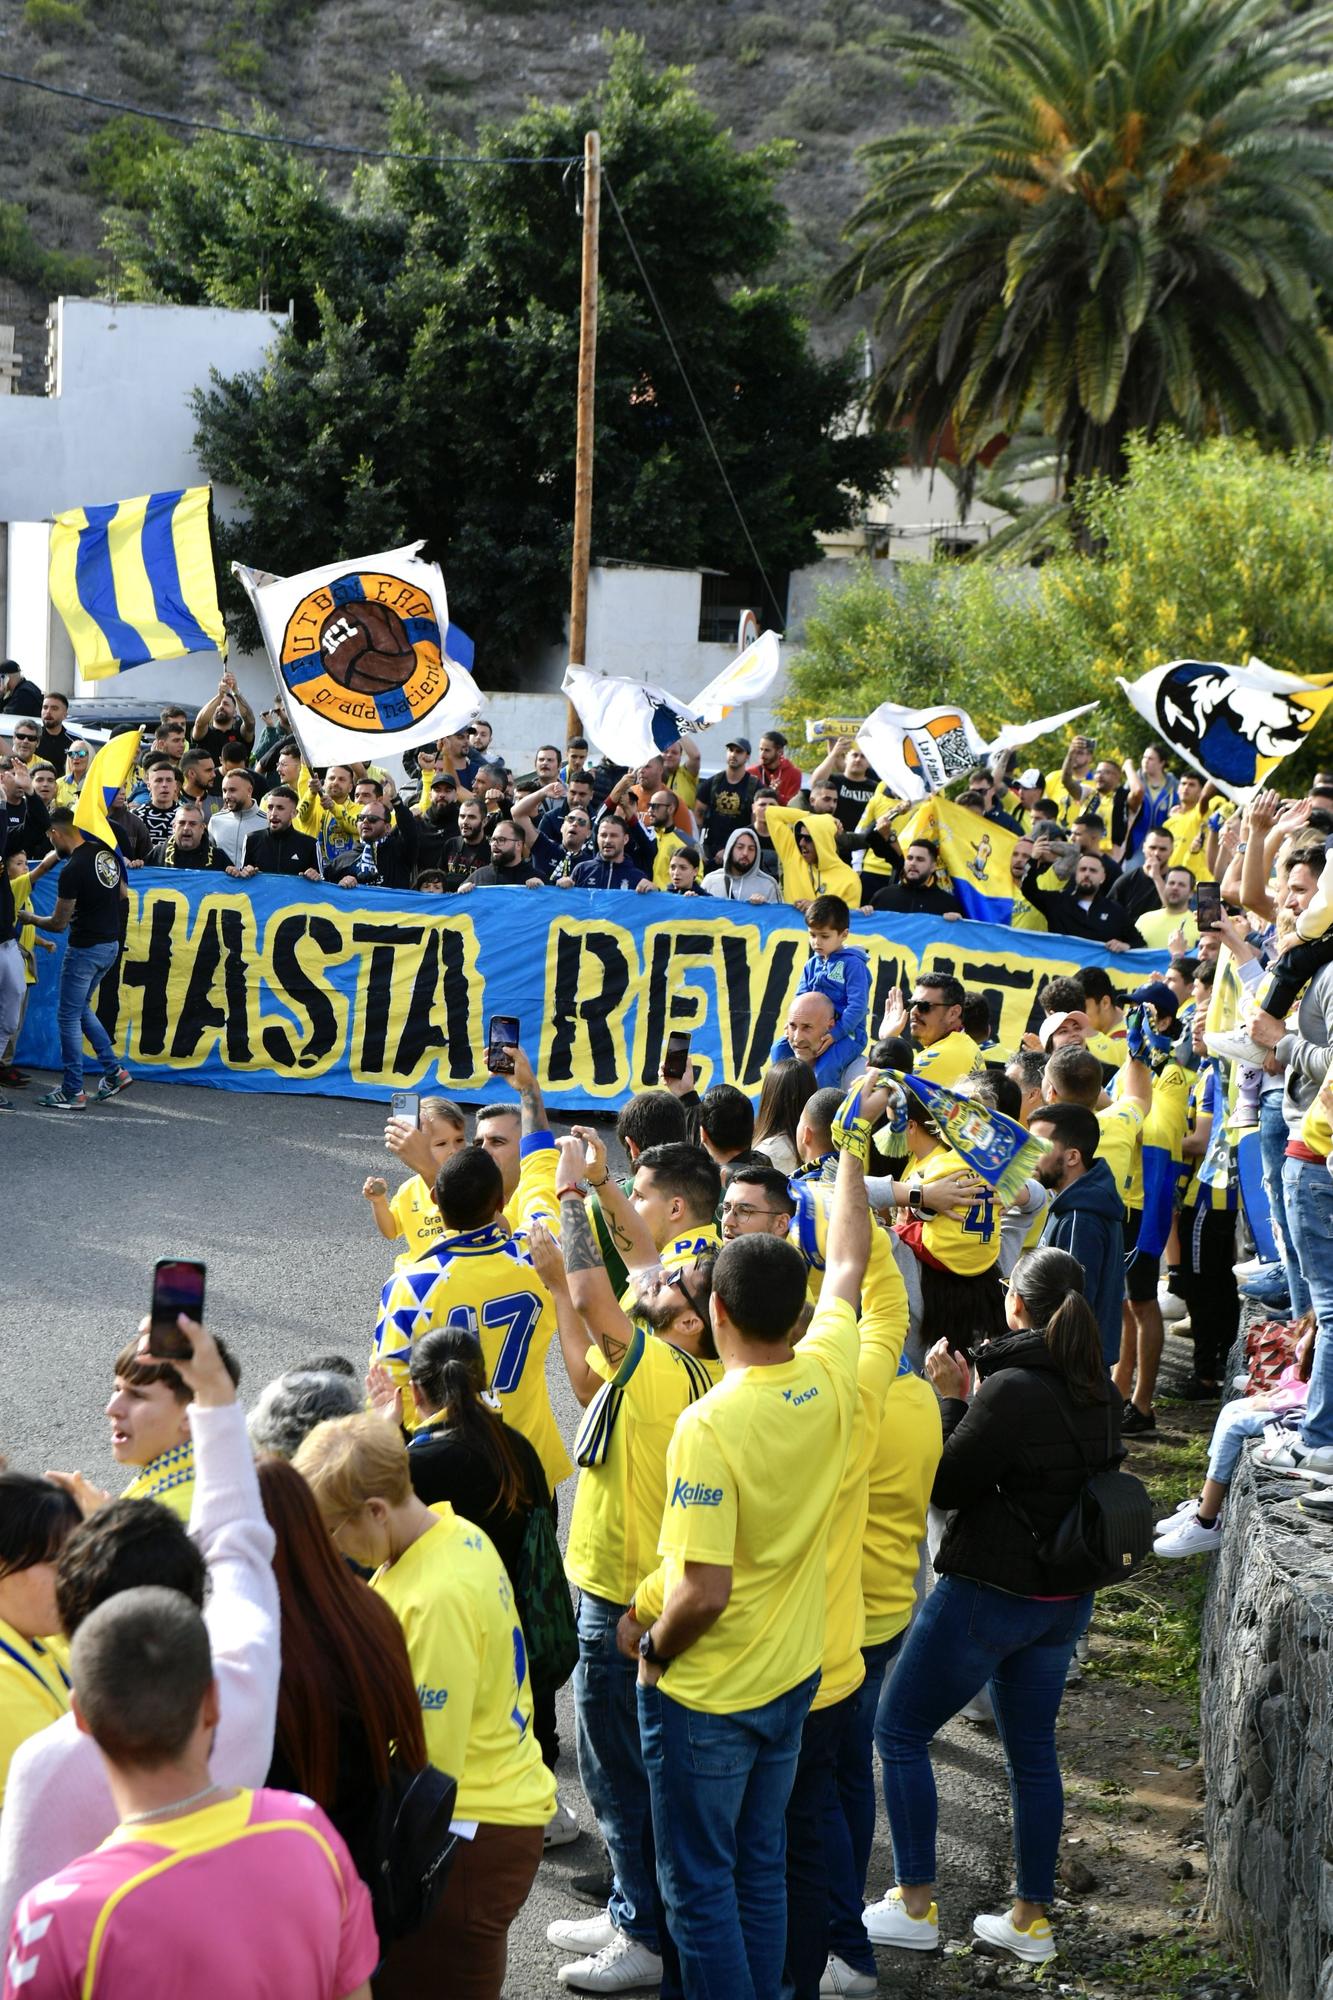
[278,568,451,734]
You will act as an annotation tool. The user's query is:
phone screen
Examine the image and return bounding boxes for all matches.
[662,1030,692,1080]
[390,1091,420,1128]
[1195,881,1223,933]
[149,1259,206,1359]
[487,1016,520,1075]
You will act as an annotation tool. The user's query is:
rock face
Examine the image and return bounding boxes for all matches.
[1201,1450,1333,1999]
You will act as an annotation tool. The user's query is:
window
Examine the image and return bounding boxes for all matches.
[697,570,788,645]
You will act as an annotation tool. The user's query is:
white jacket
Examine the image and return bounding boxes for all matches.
[0,1401,279,1933]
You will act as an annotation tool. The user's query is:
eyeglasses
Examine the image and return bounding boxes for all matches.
[721,1202,782,1222]
[909,997,945,1014]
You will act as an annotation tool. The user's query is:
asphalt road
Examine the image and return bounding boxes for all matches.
[3,1069,1020,1997]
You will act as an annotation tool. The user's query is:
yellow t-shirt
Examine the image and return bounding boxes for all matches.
[1163,804,1210,879]
[502,1138,560,1240]
[1123,1062,1191,1209]
[1086,1027,1127,1071]
[812,1234,908,1711]
[665,766,699,812]
[651,828,687,890]
[9,871,38,985]
[389,1174,445,1268]
[373,1504,555,1827]
[375,1224,571,1489]
[566,1328,721,1605]
[639,1294,860,1715]
[1135,907,1199,952]
[1095,1098,1144,1210]
[913,1030,984,1089]
[121,1441,195,1520]
[1010,891,1049,933]
[919,1144,998,1275]
[1300,1098,1332,1158]
[1043,769,1089,822]
[0,1618,70,1806]
[863,1373,943,1645]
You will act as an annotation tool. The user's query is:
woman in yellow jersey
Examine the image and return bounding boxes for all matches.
[295,1415,554,2000]
[363,1097,467,1268]
[0,1473,83,1804]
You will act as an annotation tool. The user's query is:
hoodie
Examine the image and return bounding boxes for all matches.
[1039,1158,1126,1366]
[701,827,780,904]
[764,803,862,908]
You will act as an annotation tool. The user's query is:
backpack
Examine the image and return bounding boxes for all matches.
[514,1501,579,1695]
[1006,1377,1155,1592]
[1243,1317,1299,1398]
[363,1758,459,1943]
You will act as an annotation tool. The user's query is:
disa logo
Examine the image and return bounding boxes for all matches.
[671,1478,724,1508]
[279,569,452,735]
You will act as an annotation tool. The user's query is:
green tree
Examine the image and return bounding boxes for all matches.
[116,43,898,677]
[835,0,1333,493]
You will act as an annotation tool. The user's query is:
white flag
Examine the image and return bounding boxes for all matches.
[690,629,781,724]
[1117,657,1333,799]
[234,543,484,766]
[562,665,705,766]
[856,697,1099,802]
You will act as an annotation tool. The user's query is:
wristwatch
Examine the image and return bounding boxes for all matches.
[904,1175,925,1216]
[638,1626,667,1668]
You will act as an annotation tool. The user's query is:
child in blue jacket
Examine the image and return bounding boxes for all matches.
[770,893,870,1088]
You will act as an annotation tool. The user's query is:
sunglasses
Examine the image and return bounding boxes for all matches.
[909,997,945,1014]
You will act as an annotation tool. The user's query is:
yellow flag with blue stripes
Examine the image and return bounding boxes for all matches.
[900,797,1021,921]
[49,487,226,680]
[74,729,142,853]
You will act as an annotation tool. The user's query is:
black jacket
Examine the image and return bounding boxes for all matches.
[243,826,320,875]
[870,878,961,918]
[933,1329,1121,1597]
[0,677,42,718]
[406,1418,549,1589]
[1020,866,1136,945]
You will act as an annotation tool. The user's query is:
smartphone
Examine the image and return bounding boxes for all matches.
[1195,881,1223,933]
[148,1259,206,1360]
[663,1030,692,1080]
[1085,738,1097,757]
[390,1090,420,1128]
[486,1016,520,1075]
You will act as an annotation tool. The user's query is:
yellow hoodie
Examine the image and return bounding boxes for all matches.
[765,804,862,907]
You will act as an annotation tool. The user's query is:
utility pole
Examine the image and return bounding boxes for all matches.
[566,129,600,743]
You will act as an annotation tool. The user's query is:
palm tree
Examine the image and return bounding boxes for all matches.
[834,0,1333,497]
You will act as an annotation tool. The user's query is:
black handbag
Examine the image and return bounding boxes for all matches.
[1006,1377,1155,1591]
[364,1758,460,1943]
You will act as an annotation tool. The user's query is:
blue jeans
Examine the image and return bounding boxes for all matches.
[640,1672,818,2000]
[825,1635,903,1976]
[1263,1094,1309,1316]
[573,1592,658,1949]
[58,940,121,1097]
[783,1690,858,2000]
[1206,1397,1293,1485]
[1282,1158,1333,1450]
[877,1575,1092,1904]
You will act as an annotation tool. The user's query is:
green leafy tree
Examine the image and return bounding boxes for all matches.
[835,0,1333,493]
[115,43,898,677]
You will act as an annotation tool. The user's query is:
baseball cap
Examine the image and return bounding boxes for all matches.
[1017,768,1043,790]
[1128,981,1180,1018]
[727,737,752,755]
[430,773,456,790]
[1038,1010,1089,1049]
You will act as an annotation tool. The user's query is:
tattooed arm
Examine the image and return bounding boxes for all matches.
[528,1219,602,1405]
[510,1044,549,1137]
[570,1123,659,1275]
[552,1138,637,1366]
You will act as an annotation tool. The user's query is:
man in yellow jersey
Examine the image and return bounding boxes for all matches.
[1079,968,1129,1071]
[879,973,984,1089]
[529,1133,721,1995]
[623,1141,872,1999]
[1161,772,1215,879]
[1041,1043,1150,1217]
[892,1087,1007,1354]
[0,1475,81,1809]
[1008,837,1048,931]
[372,1071,571,1494]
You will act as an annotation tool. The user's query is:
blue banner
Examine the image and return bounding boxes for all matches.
[17,873,1167,1111]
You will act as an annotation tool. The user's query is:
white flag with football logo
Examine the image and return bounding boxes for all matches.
[235,542,484,765]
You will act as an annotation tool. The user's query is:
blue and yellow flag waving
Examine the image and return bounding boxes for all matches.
[900,798,1020,922]
[74,729,141,853]
[49,487,226,680]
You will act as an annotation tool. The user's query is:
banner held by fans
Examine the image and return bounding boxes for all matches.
[235,543,484,766]
[1117,656,1333,799]
[49,486,226,680]
[18,877,1164,1112]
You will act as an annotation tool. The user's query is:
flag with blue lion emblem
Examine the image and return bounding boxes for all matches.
[1118,657,1333,800]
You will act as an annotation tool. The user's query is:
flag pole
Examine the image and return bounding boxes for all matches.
[566,128,600,745]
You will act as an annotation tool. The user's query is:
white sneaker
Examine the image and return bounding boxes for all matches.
[1205,1029,1271,1068]
[548,1910,617,1952]
[820,1954,877,1995]
[1158,1286,1188,1322]
[1153,1512,1223,1558]
[1155,1496,1199,1534]
[557,1932,664,1992]
[545,1801,582,1849]
[1252,1435,1333,1482]
[972,1910,1057,1963]
[862,1888,939,1950]
[1233,1256,1267,1278]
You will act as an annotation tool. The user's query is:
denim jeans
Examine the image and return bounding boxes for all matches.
[1282,1157,1333,1451]
[877,1575,1092,1904]
[573,1591,658,1949]
[1206,1397,1294,1485]
[783,1690,858,2000]
[639,1671,819,2000]
[1263,1094,1310,1316]
[824,1634,903,1978]
[58,940,121,1097]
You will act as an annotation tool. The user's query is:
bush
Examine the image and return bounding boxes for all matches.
[23,0,89,37]
[85,116,181,209]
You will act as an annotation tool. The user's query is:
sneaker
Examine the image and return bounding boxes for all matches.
[1297,1488,1333,1522]
[548,1911,617,1953]
[1153,1512,1223,1558]
[557,1932,664,1993]
[95,1067,133,1102]
[863,1889,939,1951]
[0,1064,28,1086]
[0,1094,11,1112]
[1233,1256,1274,1279]
[1205,1029,1271,1068]
[545,1801,582,1849]
[1252,1435,1333,1483]
[820,1955,877,1996]
[972,1910,1057,1964]
[1176,1375,1222,1402]
[37,1088,86,1110]
[1156,1496,1200,1534]
[1121,1402,1157,1436]
[1158,1287,1189,1322]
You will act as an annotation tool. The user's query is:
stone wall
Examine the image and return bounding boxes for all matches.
[1201,1450,1333,1998]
